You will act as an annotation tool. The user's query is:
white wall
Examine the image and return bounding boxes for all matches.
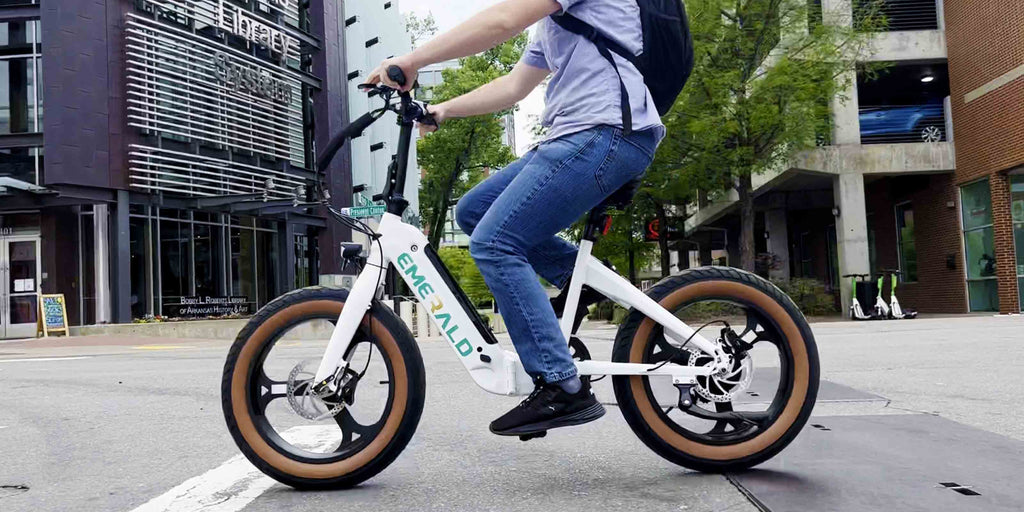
[344,0,419,219]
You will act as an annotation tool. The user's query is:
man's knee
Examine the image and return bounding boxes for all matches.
[454,198,480,235]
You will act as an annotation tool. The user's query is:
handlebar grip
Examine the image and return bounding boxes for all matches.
[387,66,407,87]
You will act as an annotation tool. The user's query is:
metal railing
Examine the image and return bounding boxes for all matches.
[855,0,940,32]
[858,103,947,144]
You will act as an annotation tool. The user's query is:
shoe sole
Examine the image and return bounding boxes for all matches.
[490,402,606,436]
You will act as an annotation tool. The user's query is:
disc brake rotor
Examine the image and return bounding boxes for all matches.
[686,349,753,403]
[286,359,348,421]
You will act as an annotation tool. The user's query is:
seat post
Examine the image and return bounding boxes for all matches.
[582,207,611,242]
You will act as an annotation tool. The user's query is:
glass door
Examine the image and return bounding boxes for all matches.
[1011,175,1024,311]
[1,237,40,339]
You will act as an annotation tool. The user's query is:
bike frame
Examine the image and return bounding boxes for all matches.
[312,212,730,396]
[309,83,730,397]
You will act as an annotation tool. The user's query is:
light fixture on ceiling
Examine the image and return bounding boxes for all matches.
[921,75,935,83]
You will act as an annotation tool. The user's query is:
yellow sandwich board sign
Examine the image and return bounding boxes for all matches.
[39,294,70,337]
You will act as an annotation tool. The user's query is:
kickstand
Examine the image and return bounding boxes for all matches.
[674,384,695,409]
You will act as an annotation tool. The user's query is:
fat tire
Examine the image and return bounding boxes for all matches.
[221,286,425,489]
[611,266,819,473]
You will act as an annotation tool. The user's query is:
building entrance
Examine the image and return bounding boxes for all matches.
[1,236,41,339]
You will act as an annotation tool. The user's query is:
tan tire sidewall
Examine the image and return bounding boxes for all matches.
[229,299,409,480]
[627,280,811,461]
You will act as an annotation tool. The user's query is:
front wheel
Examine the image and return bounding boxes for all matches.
[612,267,819,472]
[221,287,425,489]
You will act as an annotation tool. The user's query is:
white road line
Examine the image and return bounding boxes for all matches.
[129,425,337,512]
[0,356,92,364]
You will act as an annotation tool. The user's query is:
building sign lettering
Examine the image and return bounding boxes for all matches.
[213,52,293,104]
[216,0,290,59]
[166,296,253,317]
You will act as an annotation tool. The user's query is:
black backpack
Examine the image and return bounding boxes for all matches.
[552,0,694,134]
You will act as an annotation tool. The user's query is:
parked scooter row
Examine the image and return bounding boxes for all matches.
[844,270,918,321]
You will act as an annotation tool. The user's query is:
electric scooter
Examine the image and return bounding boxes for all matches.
[843,273,873,321]
[883,269,918,319]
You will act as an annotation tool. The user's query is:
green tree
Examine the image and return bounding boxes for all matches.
[671,0,884,270]
[404,12,438,48]
[417,34,526,248]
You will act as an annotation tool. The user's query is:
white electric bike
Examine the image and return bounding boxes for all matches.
[222,68,820,489]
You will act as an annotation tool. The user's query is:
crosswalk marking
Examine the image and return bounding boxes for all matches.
[0,356,92,364]
[128,426,336,512]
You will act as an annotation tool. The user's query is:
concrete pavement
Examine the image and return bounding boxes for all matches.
[0,315,1022,511]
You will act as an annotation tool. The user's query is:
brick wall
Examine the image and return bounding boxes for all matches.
[944,1,1024,183]
[865,174,968,314]
[989,174,1021,313]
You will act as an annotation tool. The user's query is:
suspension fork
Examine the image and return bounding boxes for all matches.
[313,244,389,386]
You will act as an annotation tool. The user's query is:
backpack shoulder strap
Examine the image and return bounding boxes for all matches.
[550,13,637,134]
[550,13,640,68]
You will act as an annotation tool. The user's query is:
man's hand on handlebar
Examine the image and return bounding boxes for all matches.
[419,104,446,135]
[366,56,418,92]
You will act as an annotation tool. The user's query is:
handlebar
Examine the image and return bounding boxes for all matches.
[314,65,437,218]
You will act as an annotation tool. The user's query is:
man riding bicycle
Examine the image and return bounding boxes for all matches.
[366,0,665,436]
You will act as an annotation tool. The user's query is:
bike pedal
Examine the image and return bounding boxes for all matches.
[518,431,547,442]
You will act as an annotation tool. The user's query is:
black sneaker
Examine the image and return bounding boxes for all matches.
[489,380,605,436]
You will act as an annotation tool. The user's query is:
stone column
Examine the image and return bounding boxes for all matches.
[989,174,1020,313]
[765,208,791,282]
[834,173,871,316]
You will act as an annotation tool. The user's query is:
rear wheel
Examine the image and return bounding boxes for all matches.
[612,267,819,472]
[221,287,425,489]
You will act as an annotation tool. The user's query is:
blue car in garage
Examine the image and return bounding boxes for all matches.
[859,102,946,143]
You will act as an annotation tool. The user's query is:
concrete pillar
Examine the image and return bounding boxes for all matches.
[110,191,132,324]
[765,208,791,282]
[833,173,871,317]
[94,204,111,324]
[822,0,860,146]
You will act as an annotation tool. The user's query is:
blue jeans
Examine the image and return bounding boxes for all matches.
[454,125,660,383]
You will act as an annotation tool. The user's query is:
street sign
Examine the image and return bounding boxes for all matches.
[347,205,386,218]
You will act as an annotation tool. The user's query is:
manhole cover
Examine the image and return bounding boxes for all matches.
[0,485,29,498]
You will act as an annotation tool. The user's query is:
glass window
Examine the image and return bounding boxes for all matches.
[0,20,41,134]
[961,179,998,311]
[161,218,193,312]
[0,147,39,184]
[256,229,278,308]
[231,225,256,311]
[130,216,152,319]
[895,203,917,282]
[1012,175,1024,311]
[194,223,218,298]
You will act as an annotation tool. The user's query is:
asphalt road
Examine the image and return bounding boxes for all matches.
[0,315,1021,511]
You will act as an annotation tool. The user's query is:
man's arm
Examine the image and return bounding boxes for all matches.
[422,62,549,134]
[366,0,562,90]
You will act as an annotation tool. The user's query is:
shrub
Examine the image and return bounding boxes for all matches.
[773,278,839,316]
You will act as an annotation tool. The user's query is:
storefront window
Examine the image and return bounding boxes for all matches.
[160,218,193,312]
[1011,175,1024,311]
[130,216,151,319]
[256,230,278,308]
[961,180,998,311]
[895,203,917,282]
[231,219,256,311]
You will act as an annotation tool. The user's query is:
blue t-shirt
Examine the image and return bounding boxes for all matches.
[521,0,665,141]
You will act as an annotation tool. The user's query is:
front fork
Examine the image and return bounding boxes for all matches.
[312,243,387,388]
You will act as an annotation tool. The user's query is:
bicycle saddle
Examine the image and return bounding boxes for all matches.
[597,178,641,211]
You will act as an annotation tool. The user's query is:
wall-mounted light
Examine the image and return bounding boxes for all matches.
[921,75,935,83]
